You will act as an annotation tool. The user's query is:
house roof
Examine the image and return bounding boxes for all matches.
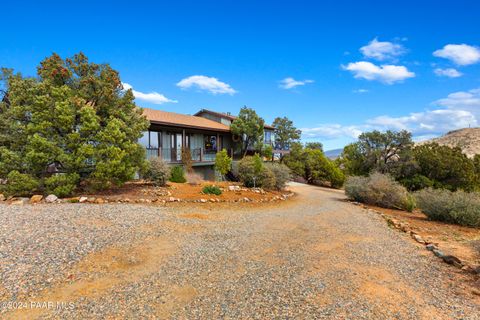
[142,108,231,132]
[194,108,275,130]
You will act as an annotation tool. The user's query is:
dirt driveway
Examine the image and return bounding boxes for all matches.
[1,183,479,319]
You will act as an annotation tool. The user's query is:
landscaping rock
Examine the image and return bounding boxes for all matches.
[11,198,29,205]
[426,244,438,251]
[87,197,96,203]
[45,194,58,203]
[228,185,241,191]
[79,196,88,203]
[94,198,106,204]
[412,234,425,244]
[0,194,5,201]
[30,195,43,204]
[442,255,463,268]
[432,249,445,258]
[200,199,207,203]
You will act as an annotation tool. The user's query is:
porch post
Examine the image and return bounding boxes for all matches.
[216,133,220,152]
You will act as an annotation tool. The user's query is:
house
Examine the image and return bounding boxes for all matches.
[141,108,276,179]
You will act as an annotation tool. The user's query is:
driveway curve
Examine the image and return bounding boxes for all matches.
[1,183,478,319]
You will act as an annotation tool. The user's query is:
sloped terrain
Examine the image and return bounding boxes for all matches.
[421,128,480,158]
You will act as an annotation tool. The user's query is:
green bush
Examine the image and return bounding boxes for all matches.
[170,165,186,183]
[345,172,413,211]
[144,158,170,186]
[202,185,222,195]
[415,188,480,227]
[400,174,434,191]
[44,173,80,197]
[214,149,232,178]
[237,155,275,188]
[265,163,291,190]
[1,170,39,197]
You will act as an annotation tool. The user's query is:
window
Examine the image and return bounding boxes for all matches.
[204,135,217,153]
[140,130,161,149]
[264,131,272,144]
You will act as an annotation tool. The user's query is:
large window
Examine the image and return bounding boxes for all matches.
[140,130,161,149]
[204,135,217,153]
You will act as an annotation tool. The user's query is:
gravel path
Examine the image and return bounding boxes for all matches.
[0,183,479,319]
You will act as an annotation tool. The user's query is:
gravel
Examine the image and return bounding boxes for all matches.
[0,183,479,319]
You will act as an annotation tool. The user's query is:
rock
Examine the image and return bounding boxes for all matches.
[94,198,105,204]
[0,194,5,201]
[200,199,207,203]
[442,255,463,268]
[412,234,425,244]
[30,195,43,204]
[228,185,240,191]
[243,197,251,202]
[45,194,58,203]
[472,289,480,296]
[432,249,445,258]
[168,197,176,202]
[79,196,88,203]
[426,244,437,251]
[11,198,29,205]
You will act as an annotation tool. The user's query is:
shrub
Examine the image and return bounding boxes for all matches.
[265,163,291,190]
[202,185,222,195]
[186,172,203,185]
[238,155,267,188]
[44,173,80,197]
[214,149,232,178]
[415,188,480,227]
[259,166,276,190]
[345,172,413,211]
[262,144,273,160]
[0,170,39,197]
[400,174,434,191]
[144,158,170,186]
[181,148,193,173]
[170,165,186,183]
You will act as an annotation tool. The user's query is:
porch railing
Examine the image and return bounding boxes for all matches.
[146,148,231,163]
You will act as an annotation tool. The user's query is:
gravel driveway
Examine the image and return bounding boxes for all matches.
[1,183,479,319]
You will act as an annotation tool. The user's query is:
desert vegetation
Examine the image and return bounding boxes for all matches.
[341,129,480,226]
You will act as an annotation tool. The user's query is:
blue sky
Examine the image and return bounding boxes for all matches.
[2,1,480,150]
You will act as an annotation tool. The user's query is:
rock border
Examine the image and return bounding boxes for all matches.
[0,191,295,206]
[351,202,480,276]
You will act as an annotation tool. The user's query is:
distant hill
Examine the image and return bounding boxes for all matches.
[324,148,343,159]
[419,128,480,158]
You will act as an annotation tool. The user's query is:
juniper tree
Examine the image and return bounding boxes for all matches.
[0,53,149,195]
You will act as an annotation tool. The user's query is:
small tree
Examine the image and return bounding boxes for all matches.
[272,116,301,151]
[181,147,193,173]
[230,106,265,157]
[262,144,273,160]
[305,142,323,151]
[214,149,232,180]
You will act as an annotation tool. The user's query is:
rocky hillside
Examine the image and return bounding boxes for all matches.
[420,128,480,158]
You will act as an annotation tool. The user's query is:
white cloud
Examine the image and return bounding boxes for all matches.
[433,88,480,116]
[353,89,369,93]
[360,38,406,61]
[433,44,480,65]
[434,68,463,78]
[301,124,363,139]
[279,77,314,89]
[176,75,236,95]
[122,83,177,104]
[343,61,415,84]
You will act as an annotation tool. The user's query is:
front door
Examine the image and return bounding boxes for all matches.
[176,133,183,161]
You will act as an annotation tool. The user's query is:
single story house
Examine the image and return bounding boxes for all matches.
[140,108,276,179]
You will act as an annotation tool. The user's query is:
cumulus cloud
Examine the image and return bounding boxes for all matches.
[176,75,236,95]
[279,77,314,89]
[434,68,463,78]
[122,83,177,104]
[433,44,480,65]
[301,88,480,141]
[433,88,480,116]
[301,124,363,139]
[360,38,406,61]
[343,61,415,84]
